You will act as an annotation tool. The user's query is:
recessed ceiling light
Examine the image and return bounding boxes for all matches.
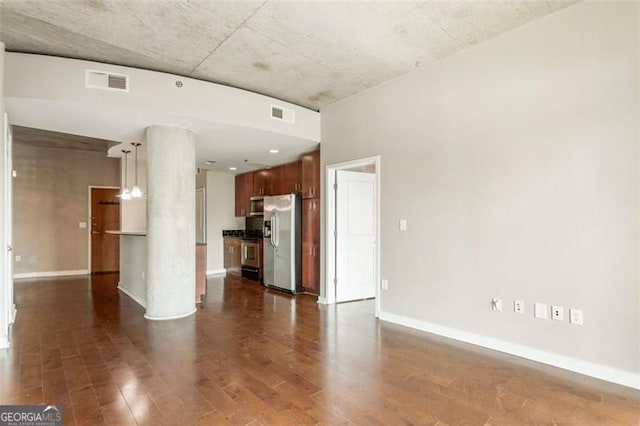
[269,149,279,154]
[204,160,216,165]
[229,167,237,171]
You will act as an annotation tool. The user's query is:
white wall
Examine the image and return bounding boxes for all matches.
[321,2,639,387]
[206,171,244,274]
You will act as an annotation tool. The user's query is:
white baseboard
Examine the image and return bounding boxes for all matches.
[206,269,226,276]
[117,284,146,308]
[317,296,328,304]
[13,269,89,279]
[144,307,197,321]
[379,311,640,390]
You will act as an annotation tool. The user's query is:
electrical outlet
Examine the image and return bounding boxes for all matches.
[570,309,583,325]
[399,219,407,231]
[15,255,21,262]
[514,300,524,314]
[492,298,503,312]
[79,222,87,229]
[381,279,388,290]
[534,302,548,319]
[552,305,564,321]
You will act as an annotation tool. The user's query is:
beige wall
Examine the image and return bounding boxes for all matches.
[206,171,244,273]
[321,2,639,382]
[13,144,120,274]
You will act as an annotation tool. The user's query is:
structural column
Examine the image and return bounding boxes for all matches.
[145,125,196,320]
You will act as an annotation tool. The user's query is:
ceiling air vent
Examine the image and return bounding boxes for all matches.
[271,105,295,124]
[85,69,129,92]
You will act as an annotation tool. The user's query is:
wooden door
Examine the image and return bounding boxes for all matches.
[301,150,320,198]
[90,188,120,273]
[283,161,302,194]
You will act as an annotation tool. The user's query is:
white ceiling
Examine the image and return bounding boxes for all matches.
[2,1,578,174]
[0,1,578,111]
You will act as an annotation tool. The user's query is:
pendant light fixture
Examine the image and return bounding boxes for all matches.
[130,142,143,198]
[119,149,132,200]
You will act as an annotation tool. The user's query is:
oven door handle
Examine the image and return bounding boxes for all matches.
[244,244,248,259]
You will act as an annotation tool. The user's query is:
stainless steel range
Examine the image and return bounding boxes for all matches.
[241,216,263,281]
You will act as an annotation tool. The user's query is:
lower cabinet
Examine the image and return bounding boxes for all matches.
[223,238,242,276]
[302,198,320,294]
[302,243,320,294]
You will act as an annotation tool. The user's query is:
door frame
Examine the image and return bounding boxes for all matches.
[1,112,12,349]
[325,155,381,317]
[87,186,120,272]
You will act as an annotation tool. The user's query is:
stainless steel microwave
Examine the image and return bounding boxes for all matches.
[250,196,264,216]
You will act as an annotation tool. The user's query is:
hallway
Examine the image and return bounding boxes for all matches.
[0,274,638,424]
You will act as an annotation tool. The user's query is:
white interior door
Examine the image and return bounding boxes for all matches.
[336,170,376,302]
[4,113,13,325]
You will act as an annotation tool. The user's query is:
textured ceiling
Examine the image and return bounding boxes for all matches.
[0,1,577,110]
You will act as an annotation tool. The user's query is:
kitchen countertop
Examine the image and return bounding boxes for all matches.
[105,230,146,236]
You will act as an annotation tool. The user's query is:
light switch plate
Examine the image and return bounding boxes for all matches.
[399,219,407,231]
[534,302,548,319]
[79,222,87,228]
[381,279,388,290]
[569,309,583,325]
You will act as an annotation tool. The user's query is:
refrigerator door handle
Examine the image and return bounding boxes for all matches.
[270,213,276,247]
[273,212,279,248]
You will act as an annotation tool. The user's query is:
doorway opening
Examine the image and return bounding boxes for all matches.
[325,155,381,317]
[88,186,120,273]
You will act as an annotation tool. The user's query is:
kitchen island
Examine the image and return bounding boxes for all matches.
[106,230,206,308]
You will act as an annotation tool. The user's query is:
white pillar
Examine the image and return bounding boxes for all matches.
[144,125,196,320]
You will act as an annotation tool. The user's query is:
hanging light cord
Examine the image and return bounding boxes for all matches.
[131,142,142,198]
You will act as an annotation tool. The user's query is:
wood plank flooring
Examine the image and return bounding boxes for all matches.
[1,273,638,425]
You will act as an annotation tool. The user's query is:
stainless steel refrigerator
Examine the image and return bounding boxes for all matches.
[263,194,302,293]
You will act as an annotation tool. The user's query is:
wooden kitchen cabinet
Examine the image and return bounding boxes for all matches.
[253,169,273,196]
[283,161,302,194]
[301,150,320,199]
[302,198,320,294]
[196,244,207,303]
[302,243,320,294]
[302,198,320,245]
[269,165,285,195]
[235,173,253,217]
[223,238,242,276]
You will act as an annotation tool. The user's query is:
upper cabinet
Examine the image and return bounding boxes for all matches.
[234,150,320,216]
[283,161,302,194]
[301,150,320,199]
[234,173,253,217]
[270,165,285,196]
[253,169,272,196]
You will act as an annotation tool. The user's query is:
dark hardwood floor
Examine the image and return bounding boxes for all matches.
[1,274,638,425]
